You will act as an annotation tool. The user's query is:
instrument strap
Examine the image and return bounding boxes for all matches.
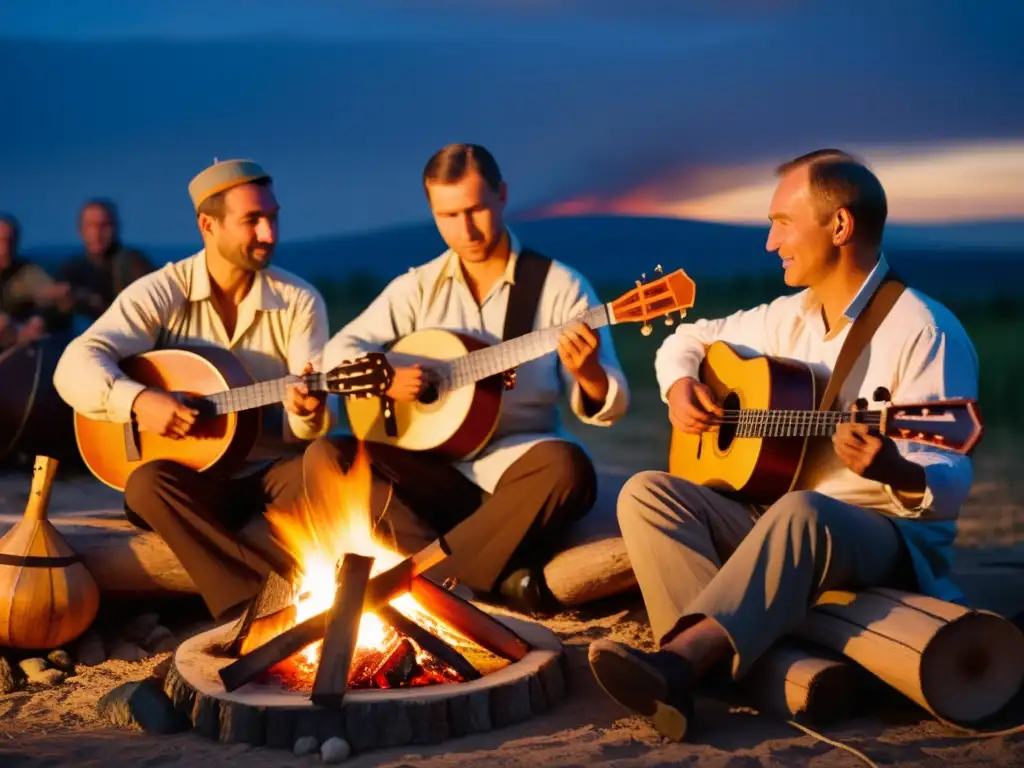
[817,271,906,412]
[502,247,553,342]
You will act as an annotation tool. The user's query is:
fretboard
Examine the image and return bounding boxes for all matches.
[722,409,882,438]
[447,304,611,390]
[192,373,324,416]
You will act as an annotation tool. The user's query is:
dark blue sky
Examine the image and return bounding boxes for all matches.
[2,0,1022,248]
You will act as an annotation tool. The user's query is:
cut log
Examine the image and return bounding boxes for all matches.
[799,587,1024,724]
[543,480,638,607]
[311,553,374,708]
[223,570,296,656]
[0,510,196,597]
[410,576,532,662]
[377,603,481,683]
[736,642,865,724]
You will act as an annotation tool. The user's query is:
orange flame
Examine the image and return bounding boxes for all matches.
[263,441,472,671]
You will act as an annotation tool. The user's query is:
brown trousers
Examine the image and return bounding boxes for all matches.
[123,456,305,620]
[306,435,597,593]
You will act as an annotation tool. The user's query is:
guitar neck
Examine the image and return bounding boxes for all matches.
[448,304,611,389]
[197,373,324,416]
[723,408,880,438]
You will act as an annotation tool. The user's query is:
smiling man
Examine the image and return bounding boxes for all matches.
[317,143,629,614]
[52,159,332,621]
[586,149,980,741]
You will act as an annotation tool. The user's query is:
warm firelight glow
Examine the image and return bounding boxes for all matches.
[262,442,472,673]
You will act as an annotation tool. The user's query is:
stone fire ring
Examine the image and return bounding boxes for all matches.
[164,613,567,753]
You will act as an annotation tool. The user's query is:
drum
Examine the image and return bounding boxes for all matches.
[0,337,77,464]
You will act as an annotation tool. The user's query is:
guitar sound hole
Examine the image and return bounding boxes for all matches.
[716,391,740,452]
[419,383,439,405]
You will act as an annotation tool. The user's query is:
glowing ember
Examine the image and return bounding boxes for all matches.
[259,442,480,684]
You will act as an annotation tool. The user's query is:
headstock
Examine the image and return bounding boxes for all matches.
[319,353,395,399]
[881,398,984,455]
[608,264,697,335]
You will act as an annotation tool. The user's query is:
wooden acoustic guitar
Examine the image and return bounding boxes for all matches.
[668,340,984,504]
[345,268,697,460]
[75,346,394,491]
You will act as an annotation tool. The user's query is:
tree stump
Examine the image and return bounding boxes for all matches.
[167,612,566,753]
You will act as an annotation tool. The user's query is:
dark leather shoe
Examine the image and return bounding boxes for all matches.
[497,567,555,616]
[588,638,695,741]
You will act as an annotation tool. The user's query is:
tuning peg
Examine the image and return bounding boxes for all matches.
[655,264,663,274]
[679,310,687,321]
[641,272,647,281]
[635,279,642,288]
[854,397,869,410]
[640,322,653,336]
[664,315,674,326]
[872,386,891,403]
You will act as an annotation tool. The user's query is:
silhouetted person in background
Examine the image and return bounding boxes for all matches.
[58,198,155,320]
[0,212,77,349]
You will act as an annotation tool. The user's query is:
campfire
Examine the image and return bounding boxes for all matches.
[163,441,567,753]
[216,442,529,702]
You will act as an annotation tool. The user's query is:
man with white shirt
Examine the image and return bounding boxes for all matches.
[53,159,332,621]
[587,149,979,741]
[315,143,629,613]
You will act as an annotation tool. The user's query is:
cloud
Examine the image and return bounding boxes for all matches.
[528,140,1024,224]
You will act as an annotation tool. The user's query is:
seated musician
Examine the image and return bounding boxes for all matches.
[314,143,630,614]
[52,160,331,621]
[586,150,979,741]
[0,212,78,350]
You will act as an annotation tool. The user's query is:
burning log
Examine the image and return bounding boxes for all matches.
[311,553,375,708]
[377,603,481,683]
[410,576,532,662]
[220,570,296,657]
[219,537,449,693]
[371,637,420,688]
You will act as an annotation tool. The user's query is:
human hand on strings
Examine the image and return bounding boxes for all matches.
[667,377,723,434]
[386,364,427,402]
[132,389,199,439]
[285,362,326,418]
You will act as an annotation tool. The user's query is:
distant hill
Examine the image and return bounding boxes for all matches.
[25,215,1024,301]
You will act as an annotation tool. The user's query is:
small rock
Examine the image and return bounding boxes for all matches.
[75,631,107,666]
[109,641,148,662]
[321,736,351,763]
[96,679,189,734]
[0,657,22,693]
[47,649,75,674]
[122,613,161,644]
[142,624,173,650]
[18,658,48,678]
[28,668,65,687]
[293,735,319,756]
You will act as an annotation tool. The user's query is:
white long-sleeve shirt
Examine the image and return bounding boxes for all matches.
[323,229,630,493]
[655,255,978,602]
[53,250,333,467]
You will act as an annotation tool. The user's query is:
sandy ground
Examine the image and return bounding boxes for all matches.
[2,423,1024,766]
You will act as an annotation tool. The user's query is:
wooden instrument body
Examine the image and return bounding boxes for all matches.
[74,346,260,491]
[668,341,819,503]
[0,456,100,650]
[345,329,504,460]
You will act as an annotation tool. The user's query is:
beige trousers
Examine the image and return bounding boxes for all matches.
[617,471,910,679]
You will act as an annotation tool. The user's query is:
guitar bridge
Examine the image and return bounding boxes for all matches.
[502,368,518,391]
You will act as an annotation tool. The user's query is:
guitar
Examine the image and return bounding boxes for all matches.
[345,268,697,460]
[668,340,984,504]
[74,345,393,491]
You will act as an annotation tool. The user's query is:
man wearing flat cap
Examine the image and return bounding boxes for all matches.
[53,159,332,621]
